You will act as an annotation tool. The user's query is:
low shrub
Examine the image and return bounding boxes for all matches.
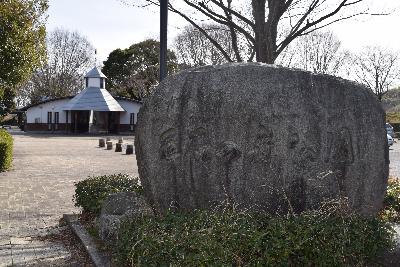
[381,177,400,222]
[0,129,13,171]
[73,174,142,215]
[115,209,393,266]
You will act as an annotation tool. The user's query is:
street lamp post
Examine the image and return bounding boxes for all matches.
[160,0,168,82]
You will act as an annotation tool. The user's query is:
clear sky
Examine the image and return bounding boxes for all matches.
[46,0,400,63]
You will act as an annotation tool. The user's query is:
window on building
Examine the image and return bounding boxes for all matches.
[85,78,88,88]
[47,112,52,130]
[54,112,59,130]
[130,113,135,131]
[130,113,135,125]
[100,78,104,89]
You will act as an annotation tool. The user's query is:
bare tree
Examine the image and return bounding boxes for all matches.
[352,46,399,101]
[277,30,349,75]
[21,28,95,104]
[174,24,237,66]
[136,0,385,64]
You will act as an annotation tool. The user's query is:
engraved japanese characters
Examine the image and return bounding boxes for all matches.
[135,63,388,215]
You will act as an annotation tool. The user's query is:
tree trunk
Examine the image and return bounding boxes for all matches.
[253,0,283,64]
[263,21,278,64]
[252,0,267,63]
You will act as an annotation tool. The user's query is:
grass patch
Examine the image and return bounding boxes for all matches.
[115,208,394,266]
[73,174,397,266]
[381,177,400,222]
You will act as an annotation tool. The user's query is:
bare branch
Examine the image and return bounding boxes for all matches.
[168,3,234,63]
[135,0,388,64]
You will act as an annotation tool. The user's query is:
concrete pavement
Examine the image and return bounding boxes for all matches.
[0,131,138,266]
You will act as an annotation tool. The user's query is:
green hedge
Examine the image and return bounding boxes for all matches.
[0,129,13,171]
[115,210,393,266]
[73,174,142,215]
[381,178,400,222]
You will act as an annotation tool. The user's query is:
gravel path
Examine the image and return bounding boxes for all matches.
[0,130,138,266]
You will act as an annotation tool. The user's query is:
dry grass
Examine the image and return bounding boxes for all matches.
[387,112,400,124]
[35,225,94,267]
[388,176,400,185]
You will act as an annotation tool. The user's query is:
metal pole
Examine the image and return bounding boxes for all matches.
[160,0,168,81]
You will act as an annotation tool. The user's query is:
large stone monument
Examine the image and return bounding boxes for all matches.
[135,63,389,215]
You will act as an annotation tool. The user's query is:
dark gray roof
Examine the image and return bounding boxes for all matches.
[84,67,107,78]
[62,87,125,111]
[19,95,141,112]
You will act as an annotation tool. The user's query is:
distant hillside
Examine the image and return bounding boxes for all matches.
[382,88,400,112]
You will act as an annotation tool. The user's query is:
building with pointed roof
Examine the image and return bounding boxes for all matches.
[22,67,142,134]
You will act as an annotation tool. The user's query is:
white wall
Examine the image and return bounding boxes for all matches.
[26,98,142,125]
[118,99,142,124]
[26,99,71,123]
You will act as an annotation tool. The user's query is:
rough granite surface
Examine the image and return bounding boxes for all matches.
[97,192,153,243]
[135,63,389,215]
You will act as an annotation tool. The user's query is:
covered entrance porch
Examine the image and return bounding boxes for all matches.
[67,110,122,134]
[62,79,126,134]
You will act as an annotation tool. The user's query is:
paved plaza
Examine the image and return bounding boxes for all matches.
[390,142,400,178]
[0,131,137,266]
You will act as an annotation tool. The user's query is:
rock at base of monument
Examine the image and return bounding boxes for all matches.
[96,215,121,245]
[97,192,153,244]
[135,63,389,216]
